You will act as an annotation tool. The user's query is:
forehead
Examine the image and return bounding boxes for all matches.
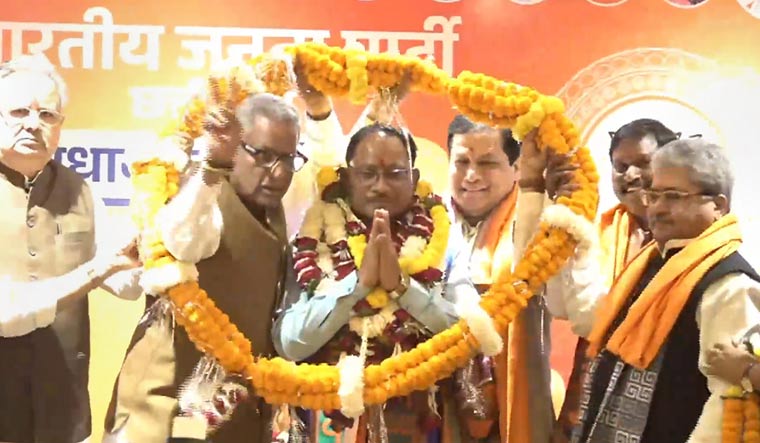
[243,115,298,153]
[450,130,504,158]
[611,135,657,163]
[651,165,699,191]
[0,71,60,109]
[352,132,409,166]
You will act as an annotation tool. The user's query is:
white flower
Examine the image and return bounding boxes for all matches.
[324,203,348,245]
[539,204,598,260]
[299,200,325,240]
[315,242,335,276]
[349,301,400,338]
[399,235,427,261]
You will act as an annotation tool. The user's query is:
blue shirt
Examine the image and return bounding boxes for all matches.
[272,224,477,362]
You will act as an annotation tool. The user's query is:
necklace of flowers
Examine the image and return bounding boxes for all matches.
[132,60,602,416]
[293,169,450,338]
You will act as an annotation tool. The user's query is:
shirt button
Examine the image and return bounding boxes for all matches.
[28,248,36,257]
[26,216,35,228]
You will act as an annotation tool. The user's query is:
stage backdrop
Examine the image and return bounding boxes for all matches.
[4,1,760,440]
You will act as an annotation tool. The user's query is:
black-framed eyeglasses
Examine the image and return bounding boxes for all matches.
[240,142,308,173]
[347,166,411,185]
[1,107,65,127]
[642,189,714,206]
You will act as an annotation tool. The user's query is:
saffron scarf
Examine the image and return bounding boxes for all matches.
[458,190,538,443]
[468,188,519,284]
[587,214,742,369]
[599,204,636,285]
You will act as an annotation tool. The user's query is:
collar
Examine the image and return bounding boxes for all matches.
[0,161,50,193]
[657,238,694,258]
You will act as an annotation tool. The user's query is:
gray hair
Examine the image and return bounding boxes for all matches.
[652,138,734,201]
[0,53,68,108]
[236,92,299,135]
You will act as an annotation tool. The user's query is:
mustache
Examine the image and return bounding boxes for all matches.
[366,192,392,201]
[620,179,643,191]
[650,215,673,225]
[12,128,42,142]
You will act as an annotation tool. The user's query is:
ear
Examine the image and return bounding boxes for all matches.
[608,131,616,139]
[714,194,730,215]
[412,168,420,188]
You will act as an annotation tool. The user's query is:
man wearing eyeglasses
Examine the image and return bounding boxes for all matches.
[520,138,760,442]
[0,54,146,443]
[104,80,340,443]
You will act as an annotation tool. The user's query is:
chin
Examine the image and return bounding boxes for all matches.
[254,194,284,209]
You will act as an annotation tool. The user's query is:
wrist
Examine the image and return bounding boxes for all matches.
[202,160,233,173]
[519,176,545,193]
[392,273,410,296]
[740,355,758,391]
[305,100,332,121]
[87,257,115,284]
[200,160,233,185]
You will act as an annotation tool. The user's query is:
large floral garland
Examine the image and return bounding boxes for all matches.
[294,179,449,343]
[132,42,600,412]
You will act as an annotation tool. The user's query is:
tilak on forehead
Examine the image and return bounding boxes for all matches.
[352,127,413,167]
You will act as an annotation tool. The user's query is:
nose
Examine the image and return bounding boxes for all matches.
[623,165,640,183]
[464,165,481,182]
[646,195,670,218]
[370,174,392,195]
[266,159,292,182]
[22,112,41,131]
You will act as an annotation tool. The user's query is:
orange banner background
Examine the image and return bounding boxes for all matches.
[3,1,760,439]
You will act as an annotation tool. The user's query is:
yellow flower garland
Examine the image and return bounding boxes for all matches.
[721,347,760,443]
[130,42,599,410]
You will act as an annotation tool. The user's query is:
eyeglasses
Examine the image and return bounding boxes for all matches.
[348,167,411,185]
[240,143,308,173]
[642,189,714,206]
[2,107,65,127]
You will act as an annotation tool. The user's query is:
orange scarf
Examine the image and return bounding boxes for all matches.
[587,214,742,369]
[599,204,637,285]
[462,190,536,443]
[469,189,519,283]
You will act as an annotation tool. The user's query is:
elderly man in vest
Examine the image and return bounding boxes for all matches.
[518,137,760,442]
[105,78,343,441]
[550,118,681,442]
[0,54,142,443]
[0,53,230,443]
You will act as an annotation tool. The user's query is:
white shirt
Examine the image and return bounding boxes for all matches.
[0,167,222,337]
[0,110,347,338]
[513,192,760,442]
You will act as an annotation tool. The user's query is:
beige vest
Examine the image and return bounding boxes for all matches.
[106,180,288,443]
[0,162,96,443]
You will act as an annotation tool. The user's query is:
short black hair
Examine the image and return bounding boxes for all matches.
[345,123,418,166]
[609,118,679,157]
[446,114,520,165]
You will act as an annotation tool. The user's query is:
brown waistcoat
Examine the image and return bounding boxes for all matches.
[0,162,96,443]
[105,180,288,443]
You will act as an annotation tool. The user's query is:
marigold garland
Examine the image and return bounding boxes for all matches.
[130,42,600,409]
[721,346,760,443]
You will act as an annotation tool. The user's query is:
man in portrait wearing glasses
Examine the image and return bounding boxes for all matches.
[519,138,760,442]
[0,54,155,443]
[104,86,331,443]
